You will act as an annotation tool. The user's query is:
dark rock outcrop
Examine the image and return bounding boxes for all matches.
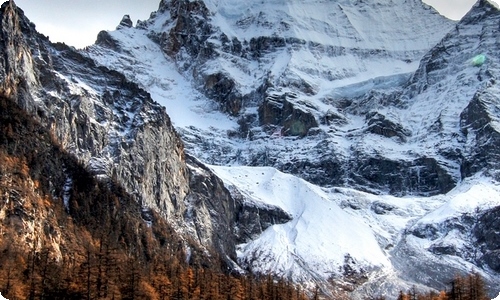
[95,30,121,51]
[460,90,500,180]
[117,14,133,29]
[474,206,500,272]
[249,36,287,58]
[258,93,318,137]
[351,155,455,196]
[157,0,212,59]
[365,112,411,142]
[228,184,292,244]
[201,72,242,116]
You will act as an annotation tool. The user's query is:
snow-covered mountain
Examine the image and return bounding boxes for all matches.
[80,0,500,297]
[83,0,500,297]
[0,0,256,268]
[2,0,500,298]
[87,0,458,197]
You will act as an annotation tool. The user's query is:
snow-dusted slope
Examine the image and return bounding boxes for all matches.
[202,0,445,49]
[210,165,500,297]
[87,27,235,131]
[211,165,392,278]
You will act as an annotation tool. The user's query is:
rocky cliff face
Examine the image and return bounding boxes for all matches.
[0,1,188,218]
[397,0,500,183]
[0,0,291,266]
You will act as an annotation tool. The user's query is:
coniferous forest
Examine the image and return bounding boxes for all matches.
[396,273,490,300]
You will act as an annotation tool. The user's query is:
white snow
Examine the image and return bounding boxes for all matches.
[211,165,391,280]
[86,0,454,144]
[208,164,500,287]
[204,0,449,51]
[417,176,500,225]
[207,163,500,295]
[88,27,238,133]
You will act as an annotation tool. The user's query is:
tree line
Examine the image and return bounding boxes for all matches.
[0,236,309,300]
[396,273,490,300]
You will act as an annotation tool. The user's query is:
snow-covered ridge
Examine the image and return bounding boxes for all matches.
[201,0,447,50]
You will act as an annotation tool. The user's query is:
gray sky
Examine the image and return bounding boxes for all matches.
[15,0,160,48]
[13,0,497,49]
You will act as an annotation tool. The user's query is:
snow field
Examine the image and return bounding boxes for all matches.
[210,164,500,291]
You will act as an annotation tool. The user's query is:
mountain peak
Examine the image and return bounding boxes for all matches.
[1,0,24,27]
[5,0,500,297]
[460,0,500,23]
[1,0,16,12]
[117,14,133,29]
[473,0,499,12]
[480,0,500,8]
[0,0,32,27]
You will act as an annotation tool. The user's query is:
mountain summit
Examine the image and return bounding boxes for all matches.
[85,0,500,296]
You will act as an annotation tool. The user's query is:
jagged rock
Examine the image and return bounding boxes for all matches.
[117,14,133,29]
[474,206,500,272]
[351,155,456,196]
[428,243,459,256]
[280,157,343,186]
[201,72,242,115]
[228,185,292,243]
[95,30,121,51]
[184,155,238,260]
[249,36,287,58]
[282,108,318,137]
[410,223,440,240]
[322,109,348,126]
[158,0,212,58]
[460,90,500,180]
[258,93,286,125]
[371,201,396,215]
[365,112,411,142]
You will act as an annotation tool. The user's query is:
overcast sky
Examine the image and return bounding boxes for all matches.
[13,0,497,49]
